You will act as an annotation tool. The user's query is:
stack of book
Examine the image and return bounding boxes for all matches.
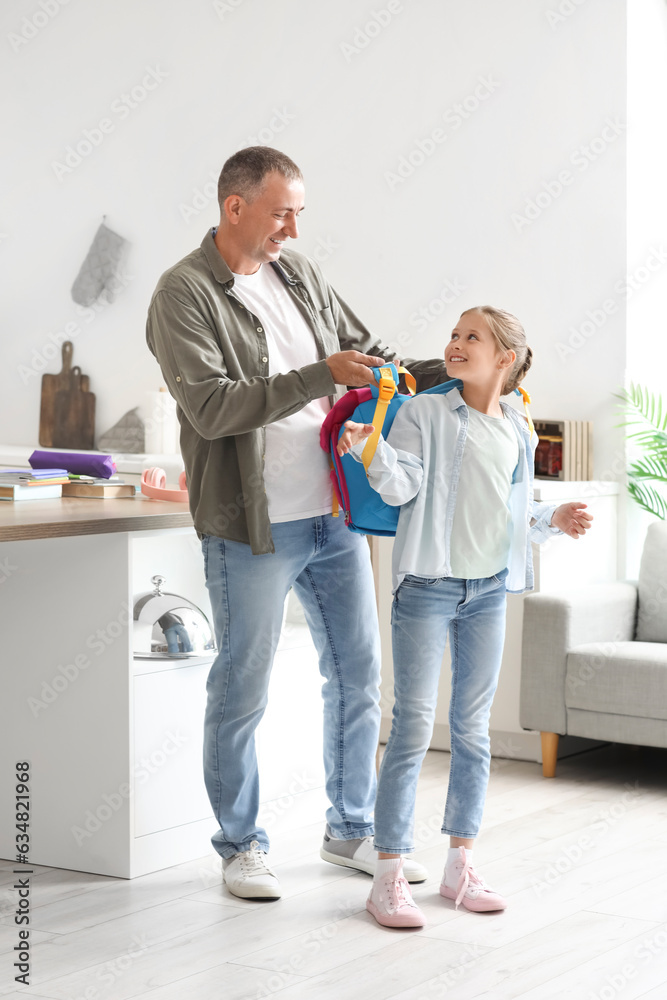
[62,476,135,498]
[0,467,138,502]
[534,420,593,481]
[0,468,69,501]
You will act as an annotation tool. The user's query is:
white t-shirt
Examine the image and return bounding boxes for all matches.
[230,264,332,523]
[449,406,520,579]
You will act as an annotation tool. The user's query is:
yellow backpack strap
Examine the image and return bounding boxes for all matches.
[328,456,339,517]
[361,366,396,473]
[397,366,416,396]
[515,386,535,437]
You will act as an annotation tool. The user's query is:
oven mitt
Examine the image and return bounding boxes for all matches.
[71,221,128,307]
[98,407,145,454]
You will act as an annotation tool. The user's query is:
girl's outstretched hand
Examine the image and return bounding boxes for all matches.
[551,502,593,539]
[337,420,375,456]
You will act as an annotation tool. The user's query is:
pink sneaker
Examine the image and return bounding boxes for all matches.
[366,862,426,928]
[440,846,507,912]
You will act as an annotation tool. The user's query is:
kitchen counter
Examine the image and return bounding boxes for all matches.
[0,494,192,542]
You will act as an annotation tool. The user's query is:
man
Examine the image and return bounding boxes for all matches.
[146,146,446,900]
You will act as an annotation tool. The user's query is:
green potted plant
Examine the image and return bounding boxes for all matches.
[616,383,667,520]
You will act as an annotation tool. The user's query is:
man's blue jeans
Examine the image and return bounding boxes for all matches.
[374,570,508,854]
[201,515,382,859]
[163,624,193,654]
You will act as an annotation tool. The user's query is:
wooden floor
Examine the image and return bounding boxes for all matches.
[2,742,667,1000]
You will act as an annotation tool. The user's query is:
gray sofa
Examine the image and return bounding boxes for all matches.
[520,521,667,776]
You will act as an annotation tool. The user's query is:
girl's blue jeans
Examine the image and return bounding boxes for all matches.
[201,515,382,859]
[374,569,508,853]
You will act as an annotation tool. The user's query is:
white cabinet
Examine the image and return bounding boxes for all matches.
[0,510,324,877]
[0,528,214,878]
[133,658,212,839]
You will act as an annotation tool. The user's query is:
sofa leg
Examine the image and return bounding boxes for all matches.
[541,732,559,778]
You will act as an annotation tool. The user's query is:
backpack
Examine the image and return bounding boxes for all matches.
[319,364,463,536]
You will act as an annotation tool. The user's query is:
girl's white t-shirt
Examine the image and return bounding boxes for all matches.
[231,264,332,523]
[449,406,520,579]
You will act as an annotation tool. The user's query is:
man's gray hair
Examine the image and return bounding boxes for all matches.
[217,146,303,207]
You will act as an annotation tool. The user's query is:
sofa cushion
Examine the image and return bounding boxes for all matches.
[565,641,667,720]
[637,522,667,642]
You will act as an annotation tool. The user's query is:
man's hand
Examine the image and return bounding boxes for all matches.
[551,502,593,539]
[326,351,386,387]
[337,420,375,456]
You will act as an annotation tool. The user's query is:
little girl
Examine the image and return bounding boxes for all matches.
[337,306,592,928]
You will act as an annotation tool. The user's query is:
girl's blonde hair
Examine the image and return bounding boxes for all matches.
[460,306,532,395]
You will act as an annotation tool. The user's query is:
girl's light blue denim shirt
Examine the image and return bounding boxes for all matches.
[350,385,560,594]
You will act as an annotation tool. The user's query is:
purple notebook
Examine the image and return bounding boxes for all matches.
[0,468,69,478]
[29,451,116,479]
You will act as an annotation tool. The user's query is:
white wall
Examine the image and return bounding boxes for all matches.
[625,0,667,575]
[1,0,627,483]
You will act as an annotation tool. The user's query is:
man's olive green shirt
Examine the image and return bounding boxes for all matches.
[146,229,446,554]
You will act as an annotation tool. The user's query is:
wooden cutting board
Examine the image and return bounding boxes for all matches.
[39,341,96,449]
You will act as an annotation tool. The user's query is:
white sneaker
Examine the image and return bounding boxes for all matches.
[222,841,281,900]
[320,824,428,883]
